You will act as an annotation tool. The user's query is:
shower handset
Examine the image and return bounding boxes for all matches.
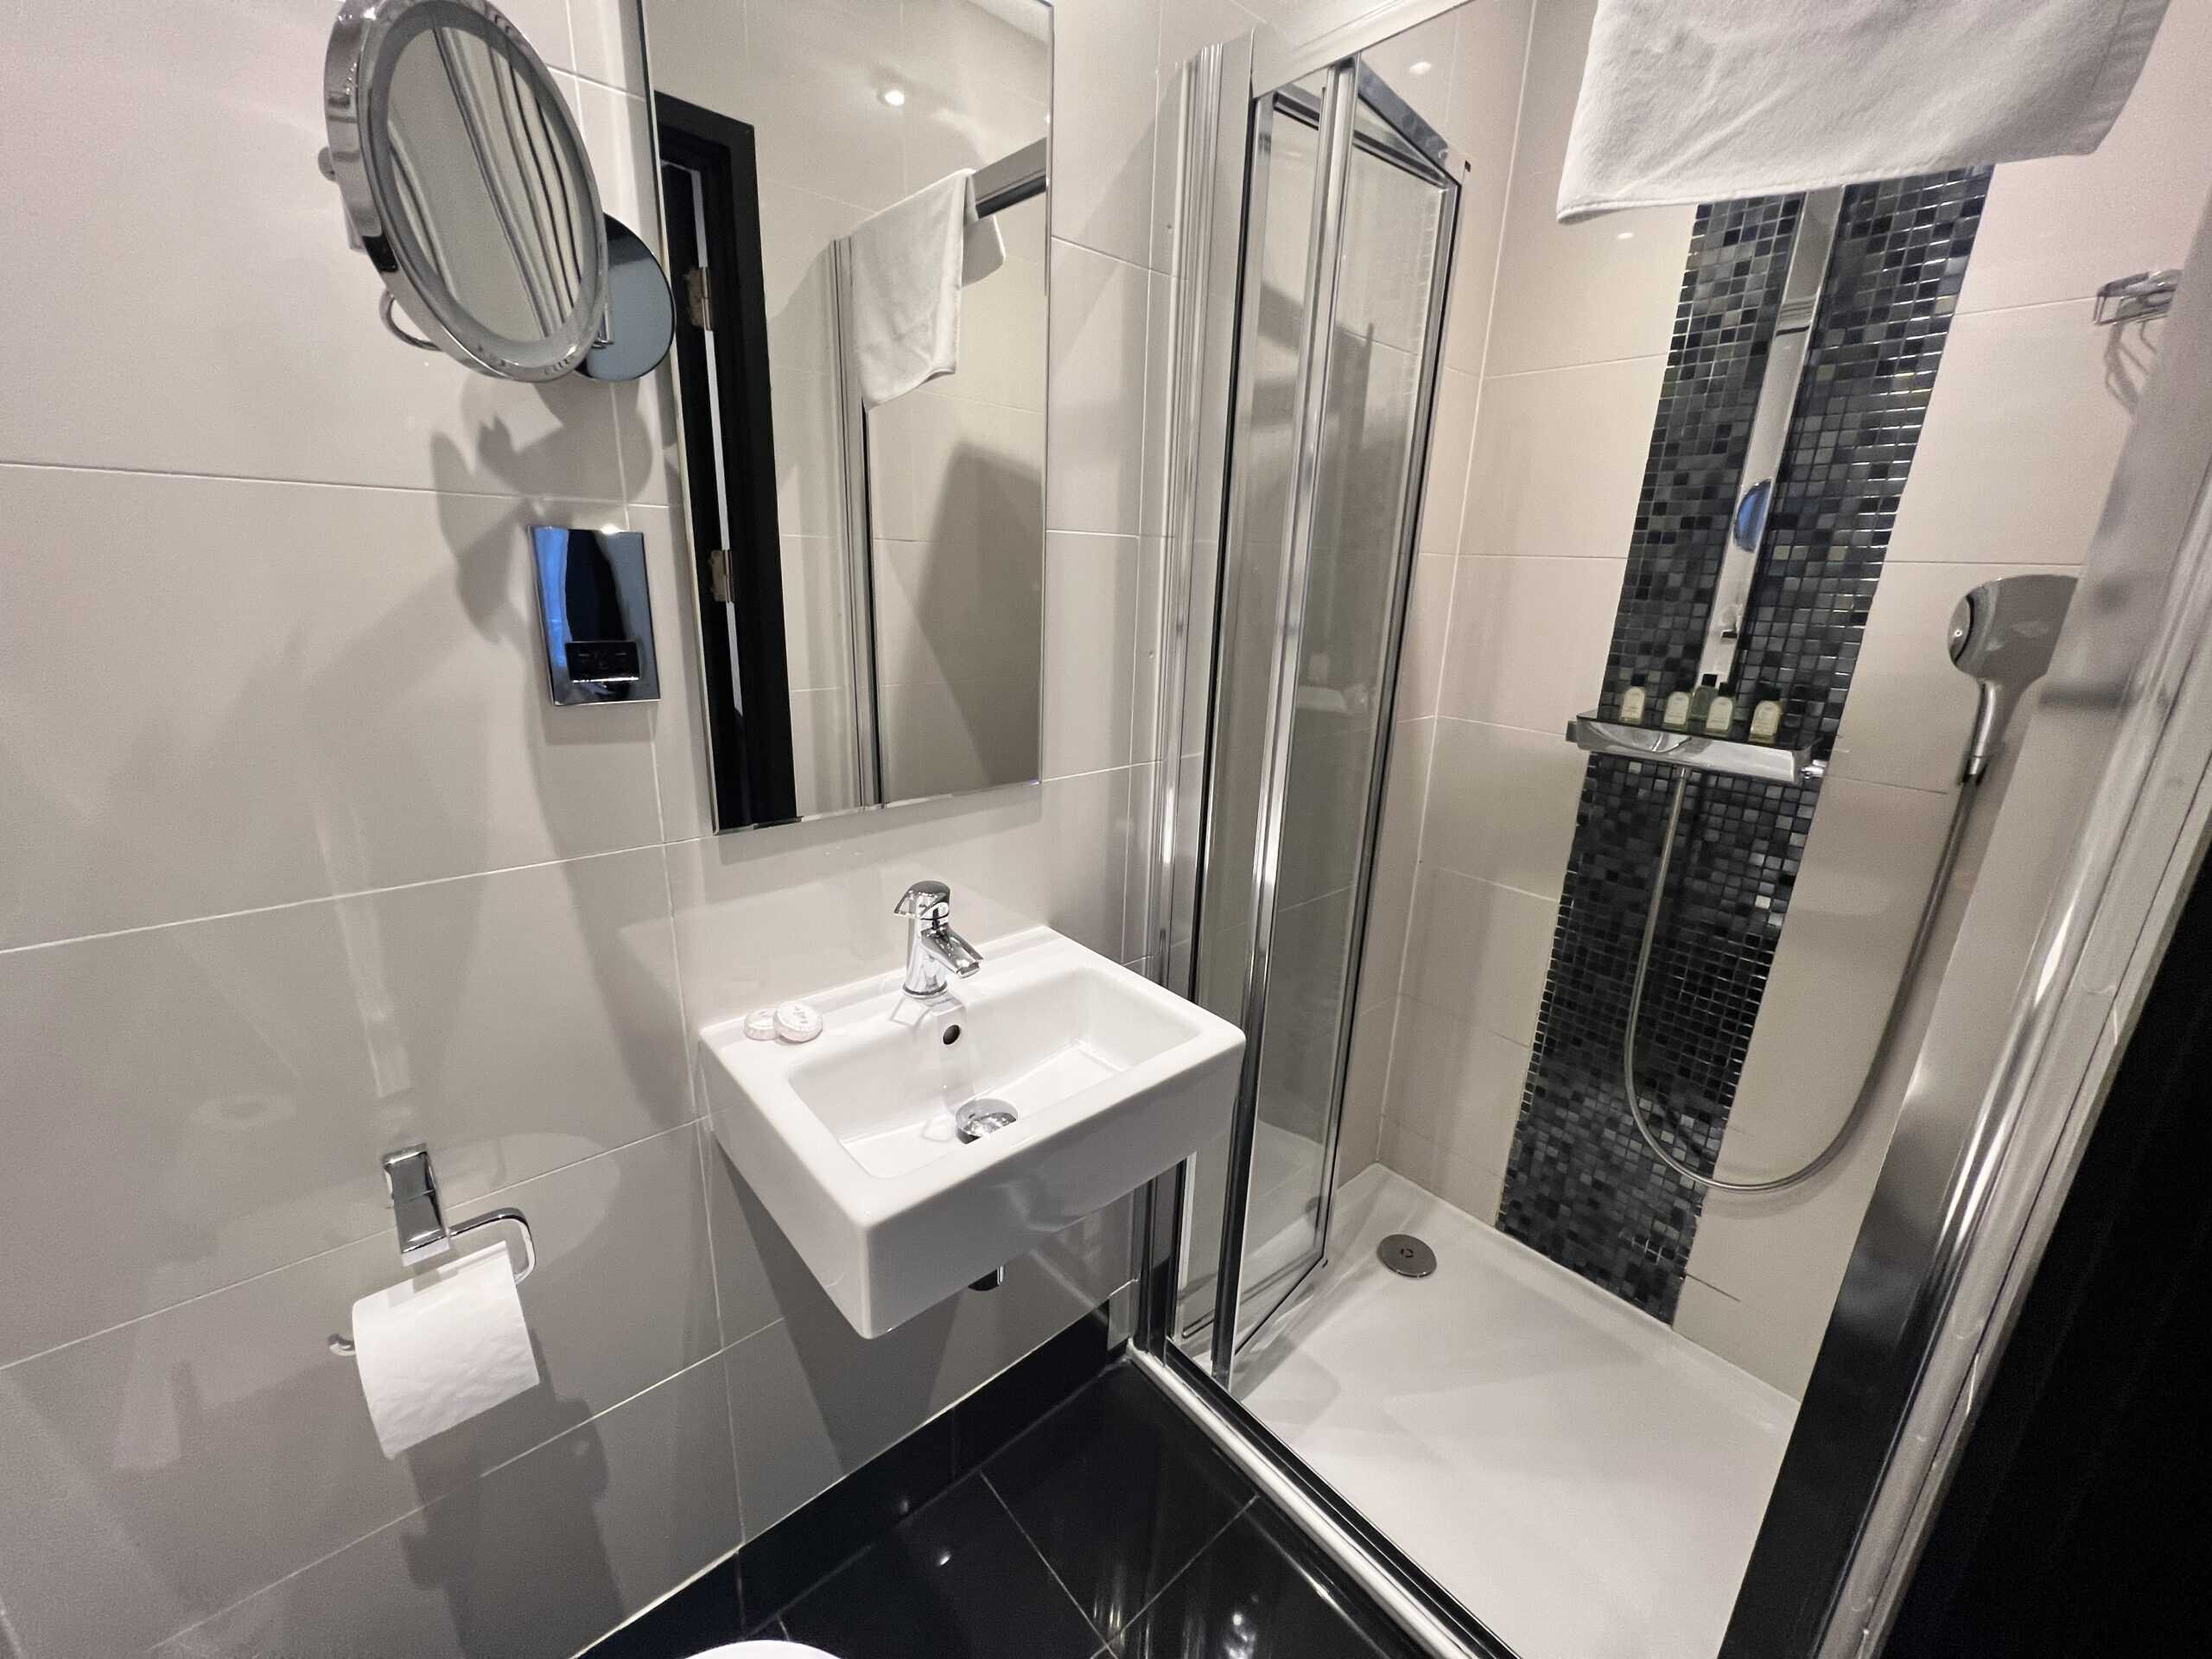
[1619,573,2079,1195]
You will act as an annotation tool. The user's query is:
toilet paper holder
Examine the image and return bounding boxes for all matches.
[329,1143,537,1357]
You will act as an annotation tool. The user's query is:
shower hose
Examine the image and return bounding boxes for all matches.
[1622,767,1981,1194]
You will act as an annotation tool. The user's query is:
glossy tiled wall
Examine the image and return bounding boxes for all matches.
[0,1,1222,1653]
[1348,0,2212,1395]
[1498,173,1990,1316]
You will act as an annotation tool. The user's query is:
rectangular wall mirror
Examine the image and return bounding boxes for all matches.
[639,0,1052,831]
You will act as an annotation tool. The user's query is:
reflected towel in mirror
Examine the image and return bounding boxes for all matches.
[845,170,1006,408]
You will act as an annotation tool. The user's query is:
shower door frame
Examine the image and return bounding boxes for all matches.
[1156,49,1464,1384]
[1132,29,1510,1659]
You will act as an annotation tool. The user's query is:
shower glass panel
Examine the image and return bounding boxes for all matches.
[1174,60,1459,1375]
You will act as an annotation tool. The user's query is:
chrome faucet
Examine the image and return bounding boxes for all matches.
[893,880,983,998]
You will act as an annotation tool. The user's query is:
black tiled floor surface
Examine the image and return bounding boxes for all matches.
[780,1477,1103,1658]
[591,1358,1424,1657]
[985,1363,1252,1641]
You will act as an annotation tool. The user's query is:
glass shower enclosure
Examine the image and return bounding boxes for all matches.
[1154,52,1462,1382]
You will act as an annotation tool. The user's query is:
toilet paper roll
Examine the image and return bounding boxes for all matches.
[350,1242,542,1459]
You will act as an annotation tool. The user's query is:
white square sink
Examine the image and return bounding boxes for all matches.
[700,927,1243,1337]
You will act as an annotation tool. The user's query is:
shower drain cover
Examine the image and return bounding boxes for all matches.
[1377,1233,1437,1278]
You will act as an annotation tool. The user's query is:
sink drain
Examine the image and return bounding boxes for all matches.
[956,1098,1018,1142]
[1377,1233,1437,1278]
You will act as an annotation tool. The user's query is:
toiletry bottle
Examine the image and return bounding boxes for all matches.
[1705,685,1735,735]
[1662,687,1691,729]
[1688,674,1717,728]
[1619,682,1647,723]
[1749,695,1783,743]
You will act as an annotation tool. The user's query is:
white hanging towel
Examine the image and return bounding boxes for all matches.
[843,171,1006,409]
[1557,0,2171,223]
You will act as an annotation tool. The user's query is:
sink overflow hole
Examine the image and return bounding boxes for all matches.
[942,1024,961,1046]
[956,1099,1017,1142]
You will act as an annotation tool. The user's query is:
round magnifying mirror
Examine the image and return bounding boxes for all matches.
[325,0,608,381]
[580,217,676,382]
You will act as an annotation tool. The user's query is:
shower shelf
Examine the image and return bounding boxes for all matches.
[1566,713,1826,786]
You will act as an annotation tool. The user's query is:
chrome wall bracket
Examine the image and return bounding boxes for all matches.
[1567,712,1826,787]
[328,1144,536,1356]
[2094,268,2183,325]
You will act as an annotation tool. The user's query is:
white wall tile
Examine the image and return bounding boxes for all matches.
[1377,1115,1505,1223]
[1440,0,1534,379]
[0,465,661,948]
[1830,559,2075,796]
[0,0,633,497]
[0,1129,718,1657]
[1362,10,1461,105]
[1462,356,1665,558]
[1042,531,1143,776]
[1482,0,1693,375]
[569,0,648,92]
[1959,0,2212,315]
[1403,864,1554,1046]
[1888,303,2156,569]
[1395,553,1457,719]
[1046,241,1155,534]
[569,78,663,279]
[500,0,581,73]
[1382,996,1528,1198]
[1438,554,1624,734]
[0,849,690,1367]
[1421,717,1584,899]
[1417,366,1481,554]
[150,1352,738,1659]
[1049,0,1164,266]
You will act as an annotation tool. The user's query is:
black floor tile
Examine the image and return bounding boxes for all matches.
[780,1475,1105,1659]
[737,1411,959,1626]
[986,1363,1255,1642]
[952,1312,1114,1472]
[580,1560,740,1658]
[1113,1504,1426,1659]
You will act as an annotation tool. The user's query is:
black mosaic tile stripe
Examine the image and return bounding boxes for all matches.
[1498,170,1988,1316]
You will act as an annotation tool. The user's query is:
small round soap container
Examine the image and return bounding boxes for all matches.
[774,1000,823,1043]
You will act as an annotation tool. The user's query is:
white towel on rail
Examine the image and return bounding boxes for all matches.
[1557,0,2171,223]
[844,171,1006,409]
